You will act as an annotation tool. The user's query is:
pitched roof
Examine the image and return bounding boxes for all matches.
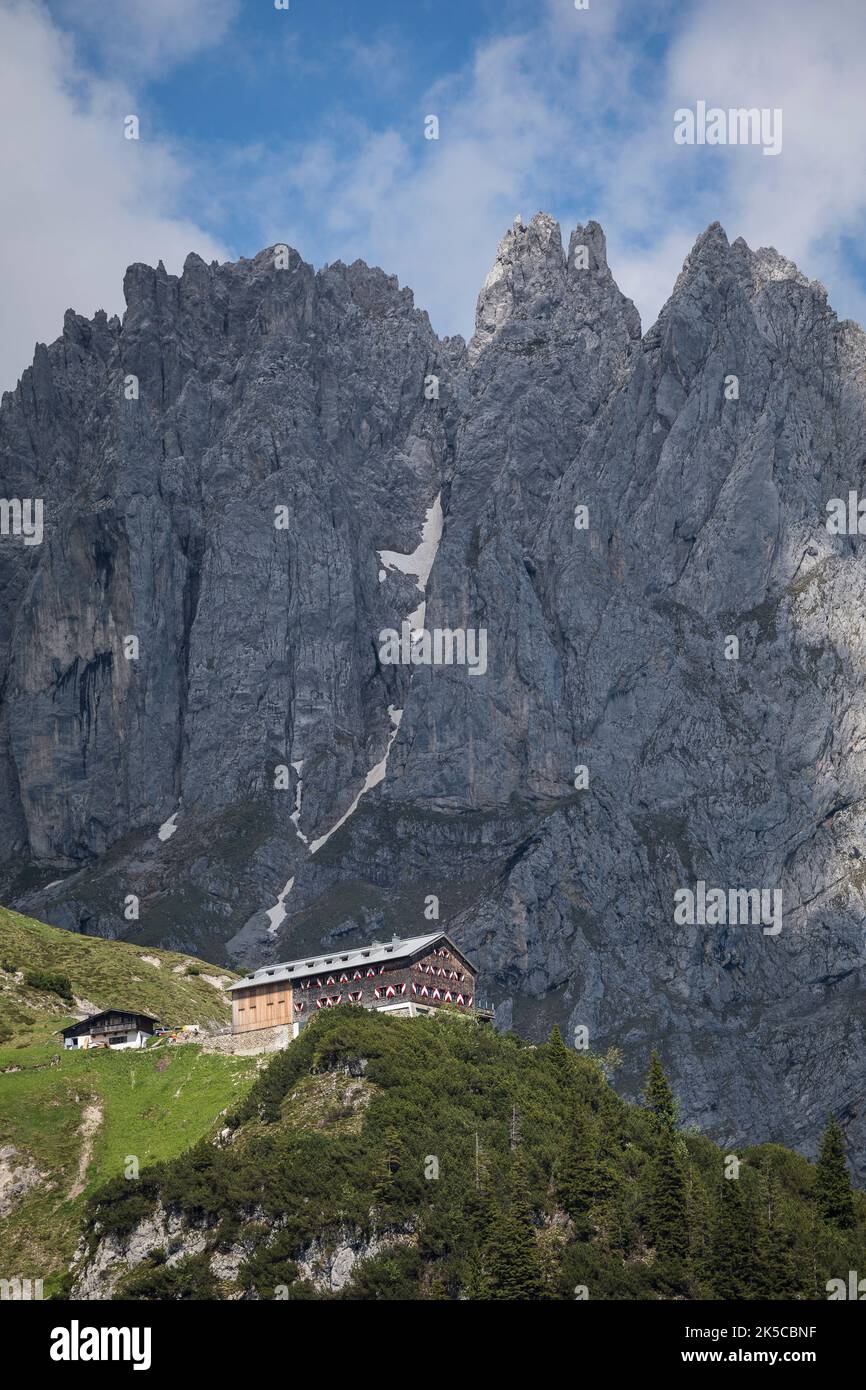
[61,1009,159,1036]
[227,931,474,992]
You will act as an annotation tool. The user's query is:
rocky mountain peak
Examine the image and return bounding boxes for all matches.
[469,210,566,360]
[666,221,827,319]
[469,211,640,363]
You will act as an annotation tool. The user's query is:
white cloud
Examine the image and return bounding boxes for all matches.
[385,0,866,335]
[0,1,230,393]
[661,0,866,325]
[236,33,575,341]
[340,32,409,91]
[558,0,866,330]
[54,0,240,78]
[607,229,697,333]
[216,5,745,339]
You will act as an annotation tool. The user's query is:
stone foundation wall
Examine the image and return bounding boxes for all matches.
[201,1023,289,1056]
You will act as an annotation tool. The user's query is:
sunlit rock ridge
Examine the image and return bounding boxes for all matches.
[2,213,866,1174]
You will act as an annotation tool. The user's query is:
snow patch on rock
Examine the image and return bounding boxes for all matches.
[266,878,295,937]
[310,708,403,856]
[290,760,308,845]
[377,493,443,591]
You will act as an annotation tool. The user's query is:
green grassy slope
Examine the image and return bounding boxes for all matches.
[83,1009,866,1301]
[0,906,237,1056]
[0,908,259,1295]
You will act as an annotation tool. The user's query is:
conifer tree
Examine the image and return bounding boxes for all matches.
[484,1152,546,1300]
[509,1146,538,1229]
[814,1115,855,1230]
[461,1247,491,1301]
[685,1169,715,1297]
[593,1125,621,1207]
[465,1175,497,1244]
[547,1024,574,1090]
[484,1208,545,1300]
[642,1050,678,1131]
[647,1127,689,1282]
[537,1223,566,1297]
[372,1125,405,1213]
[556,1107,598,1219]
[711,1170,759,1299]
[757,1189,796,1300]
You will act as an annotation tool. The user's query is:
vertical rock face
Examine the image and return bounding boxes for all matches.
[0,248,455,957]
[3,215,866,1174]
[391,215,641,807]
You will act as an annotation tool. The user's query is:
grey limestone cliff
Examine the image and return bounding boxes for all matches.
[2,214,866,1173]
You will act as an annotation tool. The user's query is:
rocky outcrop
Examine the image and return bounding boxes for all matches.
[71,1204,409,1299]
[0,1144,50,1218]
[294,1228,413,1294]
[3,215,866,1174]
[72,1205,209,1300]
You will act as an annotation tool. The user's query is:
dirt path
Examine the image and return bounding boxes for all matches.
[68,1101,102,1200]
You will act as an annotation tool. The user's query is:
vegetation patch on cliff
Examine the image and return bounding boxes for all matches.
[81,1009,866,1301]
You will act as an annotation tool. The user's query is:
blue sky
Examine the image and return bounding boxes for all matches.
[2,0,866,390]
